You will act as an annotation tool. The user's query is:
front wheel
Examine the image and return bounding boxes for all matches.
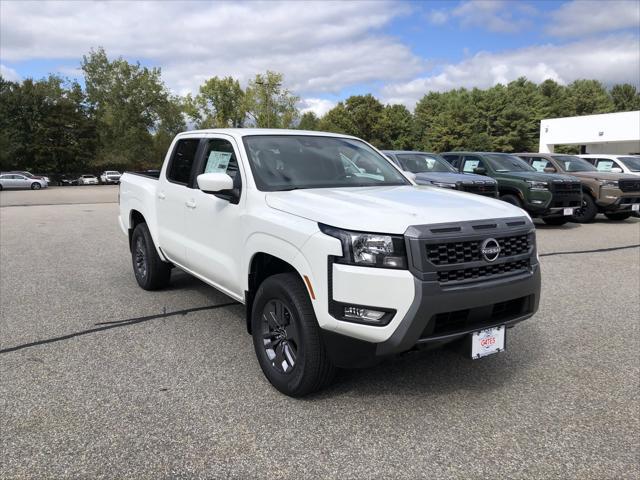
[131,223,171,290]
[500,193,523,209]
[251,273,335,397]
[572,194,598,223]
[604,212,632,221]
[31,182,42,190]
[542,217,569,226]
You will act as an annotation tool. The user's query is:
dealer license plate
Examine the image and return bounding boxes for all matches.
[564,207,574,216]
[471,326,505,359]
[632,204,639,212]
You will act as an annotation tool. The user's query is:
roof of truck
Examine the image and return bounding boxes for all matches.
[176,128,357,139]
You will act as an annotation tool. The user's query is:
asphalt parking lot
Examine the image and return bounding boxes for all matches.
[1,186,639,479]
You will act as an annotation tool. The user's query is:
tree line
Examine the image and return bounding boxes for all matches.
[1,47,639,175]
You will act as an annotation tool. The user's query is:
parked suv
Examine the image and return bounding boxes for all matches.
[442,152,582,226]
[579,154,640,177]
[516,153,640,222]
[383,151,497,197]
[119,130,541,396]
[100,171,122,184]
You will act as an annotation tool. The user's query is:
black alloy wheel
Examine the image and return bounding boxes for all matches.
[261,299,299,374]
[134,235,148,283]
[130,223,171,290]
[572,194,598,223]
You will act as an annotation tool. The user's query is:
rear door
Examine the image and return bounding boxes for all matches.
[156,137,202,266]
[183,135,246,297]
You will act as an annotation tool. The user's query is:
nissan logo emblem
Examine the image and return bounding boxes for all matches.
[481,238,501,262]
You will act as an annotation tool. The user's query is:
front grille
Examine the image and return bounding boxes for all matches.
[460,183,497,197]
[549,181,582,207]
[438,259,530,284]
[426,234,530,266]
[620,196,640,205]
[619,179,640,193]
[426,296,531,337]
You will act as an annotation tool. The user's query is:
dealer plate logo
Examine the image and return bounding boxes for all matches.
[480,238,501,262]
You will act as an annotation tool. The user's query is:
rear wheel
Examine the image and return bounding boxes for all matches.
[251,273,335,397]
[31,182,41,190]
[131,223,171,290]
[572,194,598,223]
[542,217,568,226]
[604,212,632,221]
[500,193,523,208]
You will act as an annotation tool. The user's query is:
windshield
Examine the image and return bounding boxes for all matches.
[106,171,120,175]
[396,153,455,173]
[484,154,535,172]
[242,135,410,191]
[552,155,597,172]
[82,175,94,178]
[618,156,640,172]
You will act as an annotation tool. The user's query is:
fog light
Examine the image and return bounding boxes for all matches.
[343,306,386,324]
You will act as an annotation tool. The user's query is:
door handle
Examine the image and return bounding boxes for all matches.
[158,192,166,200]
[185,200,197,209]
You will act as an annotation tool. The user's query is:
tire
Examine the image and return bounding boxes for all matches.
[31,182,41,190]
[251,273,335,397]
[542,217,568,226]
[131,223,171,290]
[572,194,598,223]
[604,212,632,221]
[500,193,523,208]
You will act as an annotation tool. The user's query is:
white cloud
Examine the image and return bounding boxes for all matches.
[0,64,21,82]
[0,0,424,97]
[451,0,532,33]
[299,98,336,117]
[546,0,640,37]
[427,10,448,25]
[381,34,640,108]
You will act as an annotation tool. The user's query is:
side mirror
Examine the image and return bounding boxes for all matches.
[543,167,557,173]
[610,167,623,173]
[197,172,233,193]
[473,167,486,175]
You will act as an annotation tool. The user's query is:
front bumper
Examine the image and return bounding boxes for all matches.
[321,217,541,368]
[596,188,640,211]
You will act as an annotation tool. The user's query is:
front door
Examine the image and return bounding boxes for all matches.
[183,135,246,298]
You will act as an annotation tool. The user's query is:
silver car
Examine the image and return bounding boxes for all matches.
[0,173,48,190]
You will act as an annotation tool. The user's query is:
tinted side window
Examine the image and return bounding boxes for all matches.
[167,139,200,184]
[528,157,552,172]
[441,154,460,168]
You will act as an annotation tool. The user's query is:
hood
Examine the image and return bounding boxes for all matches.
[497,171,580,183]
[562,171,635,181]
[413,172,497,185]
[265,185,526,234]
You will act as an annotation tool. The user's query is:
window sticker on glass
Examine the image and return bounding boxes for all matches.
[463,160,479,172]
[205,151,232,173]
[531,160,547,172]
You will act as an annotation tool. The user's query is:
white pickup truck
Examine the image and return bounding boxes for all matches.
[119,129,541,396]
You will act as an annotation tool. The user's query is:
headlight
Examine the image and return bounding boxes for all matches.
[431,181,458,189]
[319,224,407,269]
[599,180,618,188]
[526,180,549,191]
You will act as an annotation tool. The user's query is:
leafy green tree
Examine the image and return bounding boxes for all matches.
[81,47,182,169]
[564,79,614,116]
[610,83,640,111]
[186,76,245,128]
[245,71,299,128]
[298,111,320,130]
[319,94,384,144]
[378,104,415,150]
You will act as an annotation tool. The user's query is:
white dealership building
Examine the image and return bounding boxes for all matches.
[539,110,640,155]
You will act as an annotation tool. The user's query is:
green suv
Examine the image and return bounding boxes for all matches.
[442,152,582,226]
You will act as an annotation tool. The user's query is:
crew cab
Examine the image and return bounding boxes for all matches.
[442,152,582,226]
[119,130,541,396]
[516,153,640,222]
[382,150,497,197]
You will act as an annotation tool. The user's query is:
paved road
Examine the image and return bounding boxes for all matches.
[1,188,639,479]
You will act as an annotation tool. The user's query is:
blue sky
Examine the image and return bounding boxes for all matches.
[1,0,638,114]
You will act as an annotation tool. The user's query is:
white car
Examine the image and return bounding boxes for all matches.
[78,174,99,185]
[0,173,48,190]
[100,170,122,184]
[579,154,640,177]
[119,129,541,396]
